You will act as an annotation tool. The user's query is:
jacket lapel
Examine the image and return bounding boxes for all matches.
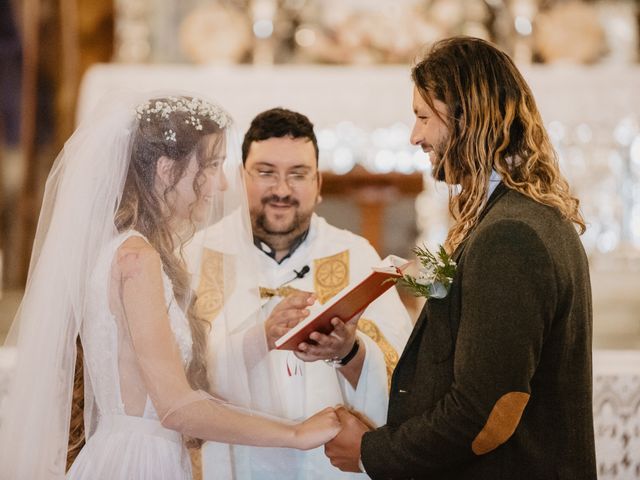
[402,306,428,355]
[396,183,510,367]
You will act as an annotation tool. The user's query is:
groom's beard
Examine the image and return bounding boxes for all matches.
[430,145,447,182]
[432,157,446,182]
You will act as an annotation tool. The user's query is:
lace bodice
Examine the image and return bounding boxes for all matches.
[82,231,193,421]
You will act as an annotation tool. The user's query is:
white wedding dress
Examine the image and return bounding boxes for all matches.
[67,231,193,479]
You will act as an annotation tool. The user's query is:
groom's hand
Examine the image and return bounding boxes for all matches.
[324,406,371,473]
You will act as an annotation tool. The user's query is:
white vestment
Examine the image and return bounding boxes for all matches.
[195,214,412,480]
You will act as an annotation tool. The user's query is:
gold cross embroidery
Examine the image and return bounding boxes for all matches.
[259,285,309,299]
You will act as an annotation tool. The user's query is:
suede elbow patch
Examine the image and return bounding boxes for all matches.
[471,391,530,455]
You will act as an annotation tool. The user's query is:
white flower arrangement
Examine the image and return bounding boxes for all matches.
[399,244,456,299]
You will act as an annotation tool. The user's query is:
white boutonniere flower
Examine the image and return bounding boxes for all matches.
[399,245,456,299]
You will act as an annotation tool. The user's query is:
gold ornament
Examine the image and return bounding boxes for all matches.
[357,318,399,391]
[314,250,349,304]
[194,248,232,322]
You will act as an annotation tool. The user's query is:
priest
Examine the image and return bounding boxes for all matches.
[191,108,412,479]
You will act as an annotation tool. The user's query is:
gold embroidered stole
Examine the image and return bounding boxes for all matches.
[259,285,307,299]
[314,250,399,390]
[194,248,233,322]
[196,246,401,390]
[357,318,399,390]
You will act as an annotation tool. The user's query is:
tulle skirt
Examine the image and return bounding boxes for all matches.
[67,414,191,480]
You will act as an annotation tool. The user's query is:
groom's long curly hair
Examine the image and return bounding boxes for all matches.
[67,96,222,468]
[412,37,586,253]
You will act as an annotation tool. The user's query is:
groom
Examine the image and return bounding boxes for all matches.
[325,36,597,479]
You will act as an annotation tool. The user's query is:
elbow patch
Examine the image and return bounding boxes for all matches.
[471,391,529,455]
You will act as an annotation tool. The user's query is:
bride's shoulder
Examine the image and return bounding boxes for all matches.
[115,233,161,279]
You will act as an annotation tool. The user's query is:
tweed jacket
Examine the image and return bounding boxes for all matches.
[361,184,596,479]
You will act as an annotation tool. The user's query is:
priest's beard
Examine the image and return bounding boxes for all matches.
[251,194,314,253]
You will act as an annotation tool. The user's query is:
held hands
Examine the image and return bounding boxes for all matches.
[324,406,373,473]
[292,405,373,459]
[265,292,315,350]
[292,407,341,450]
[294,309,365,362]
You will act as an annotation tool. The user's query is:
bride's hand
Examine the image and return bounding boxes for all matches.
[291,407,341,450]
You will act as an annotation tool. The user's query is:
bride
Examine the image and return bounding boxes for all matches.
[0,94,339,479]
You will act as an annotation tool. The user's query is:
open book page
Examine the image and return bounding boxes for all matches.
[275,255,409,350]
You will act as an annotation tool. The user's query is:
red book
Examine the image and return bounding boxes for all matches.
[275,255,409,351]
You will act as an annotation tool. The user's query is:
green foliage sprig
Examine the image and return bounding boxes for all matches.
[398,245,456,299]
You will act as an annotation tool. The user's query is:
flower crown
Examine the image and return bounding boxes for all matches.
[135,96,231,142]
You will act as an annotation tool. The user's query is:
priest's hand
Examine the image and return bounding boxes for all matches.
[295,312,366,388]
[324,406,372,473]
[294,310,362,362]
[265,292,315,350]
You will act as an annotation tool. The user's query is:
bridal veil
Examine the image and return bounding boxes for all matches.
[0,91,281,478]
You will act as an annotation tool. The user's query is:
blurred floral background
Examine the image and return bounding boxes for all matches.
[1,0,640,331]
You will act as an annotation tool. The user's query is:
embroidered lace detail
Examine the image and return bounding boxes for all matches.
[82,231,193,421]
[84,239,125,415]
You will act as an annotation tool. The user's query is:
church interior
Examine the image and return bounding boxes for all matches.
[1,0,639,477]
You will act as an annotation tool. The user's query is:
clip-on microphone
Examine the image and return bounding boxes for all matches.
[280,265,310,287]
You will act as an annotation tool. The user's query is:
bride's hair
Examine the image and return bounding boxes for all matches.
[68,96,226,466]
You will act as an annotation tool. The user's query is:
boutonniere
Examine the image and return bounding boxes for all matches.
[398,245,456,299]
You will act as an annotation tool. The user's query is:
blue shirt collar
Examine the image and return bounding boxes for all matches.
[488,169,502,199]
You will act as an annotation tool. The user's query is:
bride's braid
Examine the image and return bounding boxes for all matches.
[67,97,230,466]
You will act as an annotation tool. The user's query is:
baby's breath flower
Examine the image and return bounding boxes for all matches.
[164,129,177,142]
[135,96,231,144]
